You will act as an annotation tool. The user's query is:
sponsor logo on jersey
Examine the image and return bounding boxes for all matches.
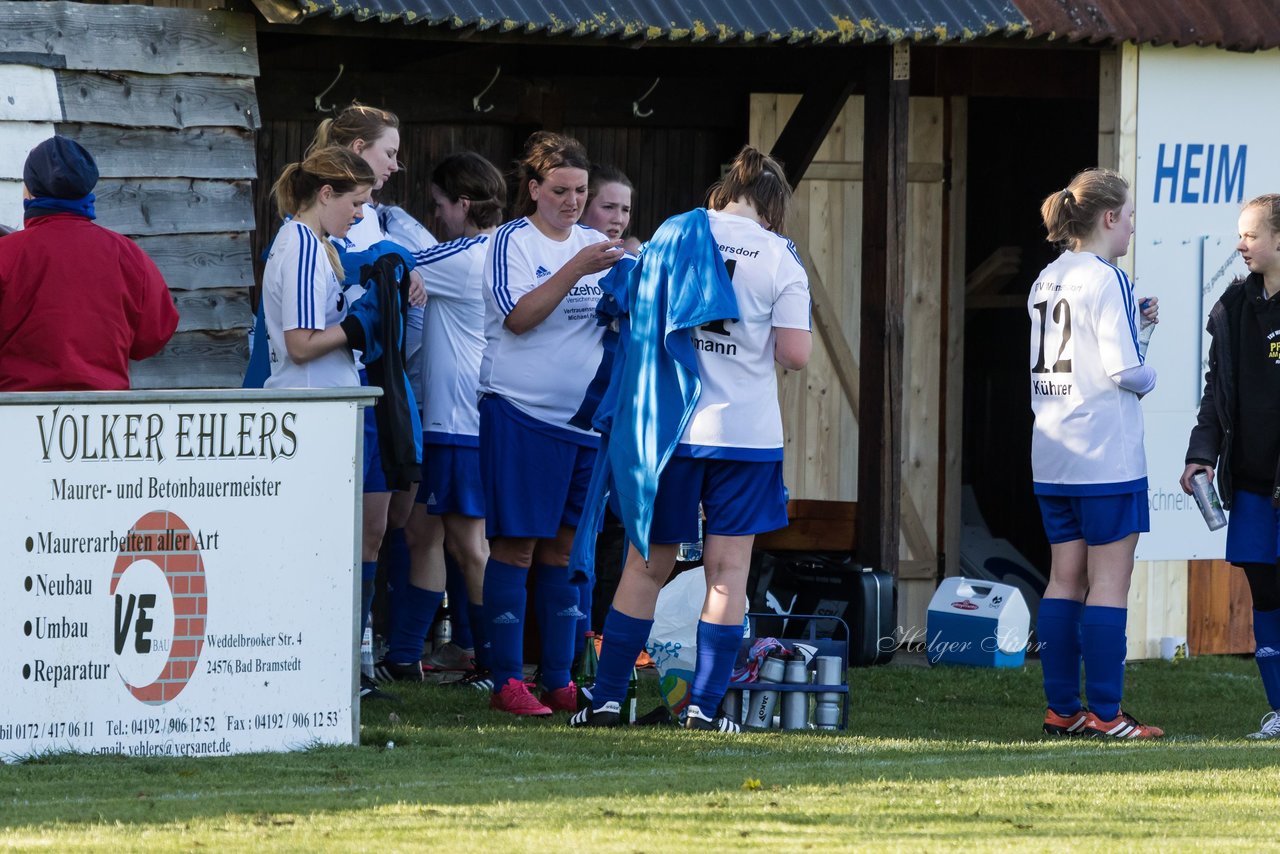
[492,611,520,625]
[951,600,979,611]
[535,265,552,278]
[1257,646,1280,659]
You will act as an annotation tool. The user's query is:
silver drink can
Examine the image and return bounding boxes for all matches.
[1190,471,1227,531]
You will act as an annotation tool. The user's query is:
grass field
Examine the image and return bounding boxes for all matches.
[3,654,1279,852]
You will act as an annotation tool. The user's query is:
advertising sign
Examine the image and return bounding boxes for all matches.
[0,389,373,760]
[1134,45,1280,559]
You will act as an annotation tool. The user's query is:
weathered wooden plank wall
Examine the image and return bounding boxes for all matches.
[0,1,260,388]
[750,93,947,639]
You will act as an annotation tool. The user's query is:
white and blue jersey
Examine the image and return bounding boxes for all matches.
[1028,250,1147,495]
[480,218,614,443]
[676,209,811,461]
[262,221,357,389]
[412,234,489,446]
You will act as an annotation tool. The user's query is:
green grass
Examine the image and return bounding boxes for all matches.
[3,655,1279,852]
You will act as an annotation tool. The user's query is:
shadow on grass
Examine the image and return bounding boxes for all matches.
[3,654,1274,831]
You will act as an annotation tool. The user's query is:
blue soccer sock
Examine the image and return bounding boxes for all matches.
[360,561,378,635]
[575,579,594,660]
[1082,605,1128,721]
[468,602,489,670]
[383,528,410,635]
[591,607,654,707]
[386,584,443,664]
[1037,598,1084,716]
[482,558,528,690]
[689,620,745,715]
[534,564,579,691]
[445,550,474,651]
[1253,608,1280,710]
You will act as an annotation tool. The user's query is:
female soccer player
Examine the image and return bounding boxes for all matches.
[581,165,633,243]
[376,152,507,686]
[261,146,375,390]
[1182,194,1280,740]
[308,104,429,699]
[1031,168,1163,739]
[480,132,623,715]
[571,145,812,732]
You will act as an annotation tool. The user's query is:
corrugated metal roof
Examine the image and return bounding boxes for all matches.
[275,0,1030,44]
[264,0,1280,51]
[1011,0,1280,52]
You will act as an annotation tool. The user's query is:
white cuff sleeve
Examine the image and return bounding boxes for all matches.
[1112,363,1157,396]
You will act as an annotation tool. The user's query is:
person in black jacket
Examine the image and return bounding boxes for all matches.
[1182,193,1280,740]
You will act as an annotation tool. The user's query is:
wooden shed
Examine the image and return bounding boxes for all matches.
[3,0,1276,657]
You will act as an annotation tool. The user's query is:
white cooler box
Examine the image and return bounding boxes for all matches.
[926,577,1030,668]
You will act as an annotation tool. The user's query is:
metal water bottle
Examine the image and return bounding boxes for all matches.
[721,689,741,724]
[1190,471,1227,531]
[746,655,785,730]
[814,655,843,730]
[780,657,810,730]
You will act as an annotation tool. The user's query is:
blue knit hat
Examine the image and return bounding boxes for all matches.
[23,136,99,199]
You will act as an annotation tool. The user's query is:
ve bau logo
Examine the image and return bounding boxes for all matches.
[110,511,208,705]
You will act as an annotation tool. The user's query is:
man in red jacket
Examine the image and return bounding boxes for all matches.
[0,135,178,390]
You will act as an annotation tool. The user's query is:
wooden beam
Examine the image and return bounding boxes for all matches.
[942,96,968,578]
[57,71,262,130]
[57,125,256,180]
[134,233,255,290]
[0,2,260,76]
[801,161,944,183]
[172,287,253,333]
[768,75,856,188]
[95,179,254,237]
[856,42,909,577]
[130,330,248,389]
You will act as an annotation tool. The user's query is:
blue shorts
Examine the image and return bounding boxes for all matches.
[419,442,484,518]
[649,457,789,543]
[480,396,596,540]
[362,401,388,494]
[1226,489,1280,566]
[1037,491,1149,546]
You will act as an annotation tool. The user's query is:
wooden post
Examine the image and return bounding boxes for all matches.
[769,76,856,189]
[856,42,909,577]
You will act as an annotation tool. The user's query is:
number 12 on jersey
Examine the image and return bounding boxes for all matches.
[1031,297,1072,374]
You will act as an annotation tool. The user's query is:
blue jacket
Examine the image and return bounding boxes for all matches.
[570,208,738,583]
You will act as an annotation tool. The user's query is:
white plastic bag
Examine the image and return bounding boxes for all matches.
[644,567,749,714]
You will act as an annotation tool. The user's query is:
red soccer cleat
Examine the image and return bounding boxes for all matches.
[1082,710,1164,739]
[1042,708,1090,736]
[490,678,553,717]
[539,681,579,713]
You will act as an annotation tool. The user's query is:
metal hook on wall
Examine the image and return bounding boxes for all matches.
[314,64,345,114]
[472,66,501,113]
[632,77,660,118]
